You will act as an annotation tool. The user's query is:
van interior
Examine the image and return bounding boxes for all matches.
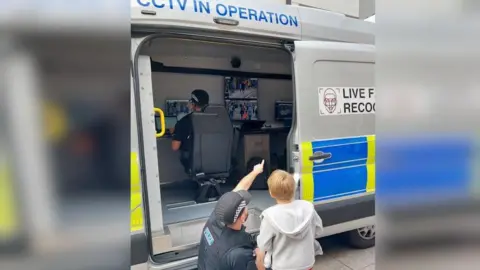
[140,37,294,232]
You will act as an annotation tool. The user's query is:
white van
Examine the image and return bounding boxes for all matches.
[130,0,375,269]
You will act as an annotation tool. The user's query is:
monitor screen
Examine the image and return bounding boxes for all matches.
[224,77,258,99]
[275,101,293,121]
[154,116,177,133]
[225,99,258,121]
[165,99,190,117]
[164,117,177,129]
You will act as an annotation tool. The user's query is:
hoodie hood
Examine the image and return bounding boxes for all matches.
[261,200,316,239]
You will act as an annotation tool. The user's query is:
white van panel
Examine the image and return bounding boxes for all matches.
[293,41,374,142]
[131,0,301,40]
[292,41,375,203]
[297,6,374,44]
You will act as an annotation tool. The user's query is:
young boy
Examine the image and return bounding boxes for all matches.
[256,170,323,270]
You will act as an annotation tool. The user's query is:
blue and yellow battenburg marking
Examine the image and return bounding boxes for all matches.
[300,135,375,202]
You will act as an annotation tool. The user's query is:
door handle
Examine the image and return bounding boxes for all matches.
[153,107,165,138]
[309,151,332,161]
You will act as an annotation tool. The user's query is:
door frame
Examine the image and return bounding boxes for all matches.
[131,30,295,261]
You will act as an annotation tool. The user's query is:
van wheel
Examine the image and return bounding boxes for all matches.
[347,225,375,249]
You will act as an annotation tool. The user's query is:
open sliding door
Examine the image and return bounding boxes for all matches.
[131,35,172,268]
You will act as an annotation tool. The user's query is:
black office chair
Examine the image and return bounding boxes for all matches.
[205,105,240,167]
[188,106,234,203]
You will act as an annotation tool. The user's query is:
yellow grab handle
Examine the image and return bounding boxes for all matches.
[154,108,165,137]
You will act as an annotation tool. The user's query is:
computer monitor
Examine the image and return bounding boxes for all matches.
[224,77,258,100]
[164,117,177,129]
[225,99,259,121]
[165,99,190,117]
[275,101,293,121]
[155,116,177,133]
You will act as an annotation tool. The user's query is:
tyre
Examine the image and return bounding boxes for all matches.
[346,225,375,249]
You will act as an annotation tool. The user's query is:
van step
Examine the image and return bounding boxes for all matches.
[166,200,196,209]
[167,218,207,248]
[163,200,217,225]
[162,208,263,252]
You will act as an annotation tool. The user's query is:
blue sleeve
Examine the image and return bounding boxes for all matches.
[225,247,257,270]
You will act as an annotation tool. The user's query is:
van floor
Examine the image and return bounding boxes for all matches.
[161,180,275,225]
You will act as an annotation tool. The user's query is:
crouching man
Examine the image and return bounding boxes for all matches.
[197,160,265,270]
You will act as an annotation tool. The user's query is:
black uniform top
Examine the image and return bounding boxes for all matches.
[225,246,257,270]
[198,213,257,270]
[171,113,193,153]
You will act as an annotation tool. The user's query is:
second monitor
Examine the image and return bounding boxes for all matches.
[275,101,293,121]
[225,99,258,121]
[224,77,258,100]
[165,99,190,119]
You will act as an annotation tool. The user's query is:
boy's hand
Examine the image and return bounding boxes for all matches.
[252,159,264,175]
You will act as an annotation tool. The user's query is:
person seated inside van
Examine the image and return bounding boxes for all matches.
[171,89,210,171]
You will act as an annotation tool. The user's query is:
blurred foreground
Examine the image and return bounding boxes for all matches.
[1,1,480,270]
[376,0,480,269]
[0,1,131,269]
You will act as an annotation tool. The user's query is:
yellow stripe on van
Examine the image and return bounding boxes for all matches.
[131,152,141,194]
[366,135,376,192]
[0,161,17,237]
[131,152,143,232]
[44,102,67,142]
[300,141,314,202]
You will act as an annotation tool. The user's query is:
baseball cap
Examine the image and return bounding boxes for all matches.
[190,89,209,107]
[214,190,252,225]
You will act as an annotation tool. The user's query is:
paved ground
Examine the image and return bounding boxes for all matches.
[313,236,375,270]
[131,235,375,270]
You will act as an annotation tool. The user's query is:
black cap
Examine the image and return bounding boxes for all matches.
[190,89,209,107]
[214,190,252,225]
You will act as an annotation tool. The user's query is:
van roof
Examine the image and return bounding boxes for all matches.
[131,0,374,45]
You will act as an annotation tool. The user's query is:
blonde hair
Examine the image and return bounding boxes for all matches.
[267,170,295,201]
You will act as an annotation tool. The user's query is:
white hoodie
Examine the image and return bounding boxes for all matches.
[256,200,324,270]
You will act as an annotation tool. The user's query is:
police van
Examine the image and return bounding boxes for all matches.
[130,0,375,269]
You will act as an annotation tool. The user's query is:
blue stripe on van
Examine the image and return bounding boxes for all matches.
[312,142,367,167]
[313,164,368,201]
[376,135,473,207]
[311,136,367,148]
[310,136,371,202]
[313,158,367,171]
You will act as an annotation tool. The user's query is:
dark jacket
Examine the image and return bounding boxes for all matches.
[198,213,257,270]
